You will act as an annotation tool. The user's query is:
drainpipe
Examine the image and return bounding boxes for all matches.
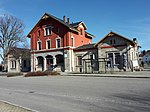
[63,34,65,72]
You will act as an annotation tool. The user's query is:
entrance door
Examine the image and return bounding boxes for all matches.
[46,55,53,71]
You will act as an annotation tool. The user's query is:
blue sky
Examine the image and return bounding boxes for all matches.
[0,0,150,51]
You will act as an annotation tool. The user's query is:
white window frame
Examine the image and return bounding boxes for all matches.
[10,60,16,69]
[56,37,61,48]
[44,26,52,36]
[46,39,51,49]
[37,40,42,50]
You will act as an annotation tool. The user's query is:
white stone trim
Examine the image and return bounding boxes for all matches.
[32,46,75,53]
[37,40,42,50]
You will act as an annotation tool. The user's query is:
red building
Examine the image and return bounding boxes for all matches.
[27,13,95,72]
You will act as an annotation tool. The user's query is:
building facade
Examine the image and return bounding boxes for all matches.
[6,48,31,72]
[27,13,140,73]
[27,13,95,72]
[94,32,140,72]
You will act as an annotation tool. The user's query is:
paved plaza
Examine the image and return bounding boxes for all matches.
[0,71,150,112]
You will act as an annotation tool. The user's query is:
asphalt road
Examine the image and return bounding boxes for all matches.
[0,76,150,112]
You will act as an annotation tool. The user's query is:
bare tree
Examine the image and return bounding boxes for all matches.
[0,14,26,70]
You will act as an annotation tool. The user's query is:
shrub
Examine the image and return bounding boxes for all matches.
[24,71,60,77]
[24,71,47,77]
[46,71,60,76]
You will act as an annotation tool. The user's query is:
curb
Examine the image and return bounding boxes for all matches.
[61,74,150,79]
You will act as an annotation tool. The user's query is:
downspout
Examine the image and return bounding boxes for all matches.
[63,33,65,72]
[70,31,73,72]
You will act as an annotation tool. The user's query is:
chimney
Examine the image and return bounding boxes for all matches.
[133,38,137,43]
[133,38,137,42]
[63,16,66,22]
[67,18,70,24]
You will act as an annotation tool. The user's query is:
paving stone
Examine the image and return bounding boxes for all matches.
[0,101,32,112]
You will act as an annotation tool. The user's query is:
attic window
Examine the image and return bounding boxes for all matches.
[109,39,116,45]
[44,26,52,36]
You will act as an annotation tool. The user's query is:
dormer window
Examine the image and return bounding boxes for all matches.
[80,29,83,35]
[44,26,52,36]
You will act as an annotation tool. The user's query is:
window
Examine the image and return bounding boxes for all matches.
[110,40,112,44]
[56,54,64,65]
[90,54,93,60]
[10,60,16,69]
[78,56,82,65]
[46,40,51,49]
[56,27,59,33]
[115,53,120,64]
[113,39,116,44]
[107,52,120,65]
[46,55,53,65]
[71,37,74,47]
[44,26,52,36]
[108,53,113,66]
[38,30,40,37]
[56,38,61,48]
[37,41,42,50]
[37,56,44,67]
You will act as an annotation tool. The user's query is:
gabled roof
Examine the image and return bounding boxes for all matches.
[71,21,95,38]
[85,31,95,38]
[27,13,95,38]
[71,21,87,30]
[94,31,135,47]
[27,13,79,37]
[7,47,30,57]
[74,43,96,51]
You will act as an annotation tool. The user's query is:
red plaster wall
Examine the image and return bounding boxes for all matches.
[30,17,92,50]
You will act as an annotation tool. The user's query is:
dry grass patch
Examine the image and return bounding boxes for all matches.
[7,73,23,77]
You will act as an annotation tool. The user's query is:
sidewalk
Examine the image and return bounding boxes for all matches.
[61,71,150,78]
[0,101,33,112]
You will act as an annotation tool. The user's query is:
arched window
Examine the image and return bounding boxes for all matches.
[55,54,64,65]
[46,55,53,65]
[37,56,44,67]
